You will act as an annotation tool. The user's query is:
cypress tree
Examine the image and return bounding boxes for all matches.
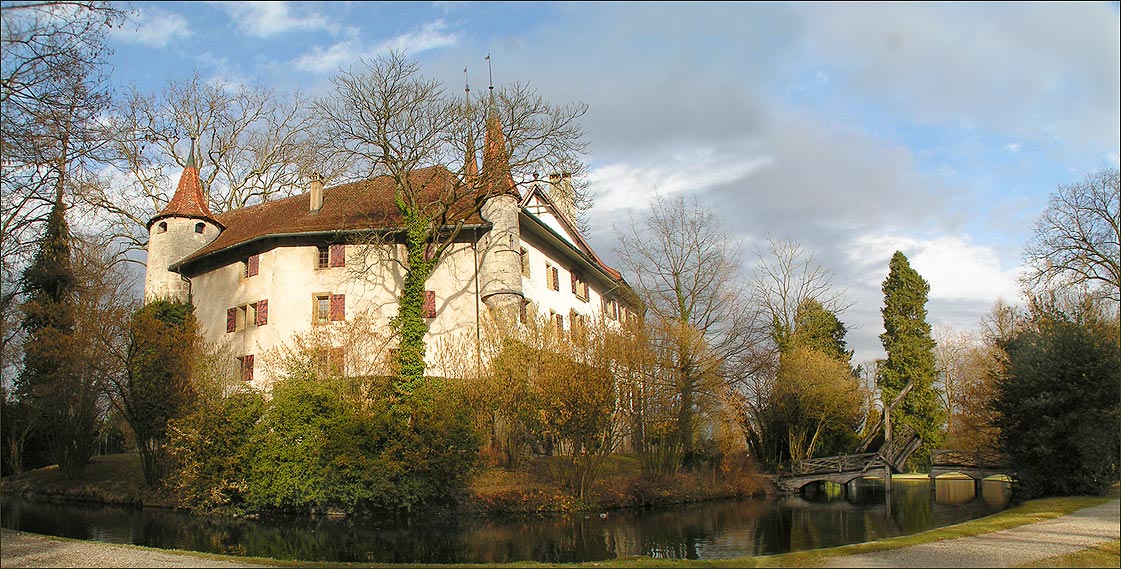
[877,251,945,470]
[17,199,98,478]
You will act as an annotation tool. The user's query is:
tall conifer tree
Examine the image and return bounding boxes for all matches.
[17,198,99,478]
[877,251,945,470]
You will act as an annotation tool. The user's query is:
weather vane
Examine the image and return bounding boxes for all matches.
[486,53,493,92]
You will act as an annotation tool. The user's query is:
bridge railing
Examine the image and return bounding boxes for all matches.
[792,452,879,475]
[931,449,1009,469]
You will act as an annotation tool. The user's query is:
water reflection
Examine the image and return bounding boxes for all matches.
[1,478,1011,564]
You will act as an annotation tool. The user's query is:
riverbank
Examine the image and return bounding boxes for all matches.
[0,452,768,516]
[2,494,1117,567]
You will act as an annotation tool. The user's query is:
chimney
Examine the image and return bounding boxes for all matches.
[309,172,324,211]
[550,172,576,225]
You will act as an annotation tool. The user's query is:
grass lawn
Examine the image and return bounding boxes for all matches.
[1019,540,1120,568]
[0,453,178,508]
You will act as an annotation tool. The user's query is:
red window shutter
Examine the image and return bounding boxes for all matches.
[329,294,345,321]
[424,243,436,262]
[550,267,559,291]
[247,254,259,277]
[226,308,237,333]
[256,299,268,326]
[244,355,254,382]
[423,290,436,318]
[571,272,577,294]
[329,244,345,267]
[556,313,564,334]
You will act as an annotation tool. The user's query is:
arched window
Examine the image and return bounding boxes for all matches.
[195,222,205,234]
[157,222,167,234]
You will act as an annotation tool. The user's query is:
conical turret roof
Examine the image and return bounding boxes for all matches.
[481,94,518,197]
[148,139,219,229]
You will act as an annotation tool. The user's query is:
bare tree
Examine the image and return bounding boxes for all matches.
[735,235,850,469]
[1023,167,1120,303]
[749,234,849,346]
[616,195,764,466]
[86,74,324,258]
[314,52,590,386]
[1,1,125,378]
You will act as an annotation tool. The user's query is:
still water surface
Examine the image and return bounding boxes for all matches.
[1,477,1011,563]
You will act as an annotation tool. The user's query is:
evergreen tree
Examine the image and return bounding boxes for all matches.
[993,301,1119,497]
[17,199,99,478]
[787,298,854,365]
[115,300,198,487]
[877,251,945,470]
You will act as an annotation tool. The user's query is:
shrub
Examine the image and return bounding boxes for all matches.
[166,389,265,511]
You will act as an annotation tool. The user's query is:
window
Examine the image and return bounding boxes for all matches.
[242,254,259,278]
[571,273,589,301]
[423,290,436,319]
[156,222,167,234]
[195,222,205,234]
[314,293,345,324]
[328,347,345,376]
[546,263,560,292]
[520,248,530,277]
[554,312,564,335]
[569,309,586,336]
[602,297,620,321]
[227,299,268,332]
[316,244,346,269]
[239,355,254,382]
[314,295,330,324]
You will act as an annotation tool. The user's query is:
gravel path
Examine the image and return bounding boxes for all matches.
[822,499,1121,568]
[0,529,266,568]
[2,500,1118,567]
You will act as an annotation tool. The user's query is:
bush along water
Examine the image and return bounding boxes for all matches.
[166,370,480,516]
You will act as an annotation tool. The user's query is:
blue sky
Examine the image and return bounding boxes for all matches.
[105,1,1121,365]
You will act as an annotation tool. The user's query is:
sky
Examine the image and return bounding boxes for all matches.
[103,1,1121,366]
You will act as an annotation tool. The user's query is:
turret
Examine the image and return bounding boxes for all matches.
[144,139,222,304]
[477,89,524,323]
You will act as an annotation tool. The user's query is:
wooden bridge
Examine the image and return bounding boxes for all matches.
[929,449,1012,481]
[775,381,923,493]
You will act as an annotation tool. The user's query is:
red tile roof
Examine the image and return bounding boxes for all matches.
[175,166,482,267]
[149,161,216,228]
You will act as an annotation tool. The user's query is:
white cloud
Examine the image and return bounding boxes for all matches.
[1004,143,1021,153]
[849,233,1022,303]
[112,6,191,48]
[375,20,459,55]
[291,41,358,74]
[589,151,774,212]
[222,1,334,37]
[291,20,459,75]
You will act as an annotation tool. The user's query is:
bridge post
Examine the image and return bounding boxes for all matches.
[883,465,892,492]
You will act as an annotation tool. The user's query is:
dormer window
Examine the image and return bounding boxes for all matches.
[156,222,168,234]
[194,222,205,234]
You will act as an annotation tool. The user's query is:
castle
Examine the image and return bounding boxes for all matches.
[143,108,636,386]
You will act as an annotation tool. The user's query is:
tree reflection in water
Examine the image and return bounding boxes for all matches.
[1,479,1011,563]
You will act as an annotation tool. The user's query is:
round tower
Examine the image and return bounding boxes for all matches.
[144,140,221,304]
[477,94,524,323]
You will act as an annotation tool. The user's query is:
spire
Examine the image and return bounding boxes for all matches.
[464,66,478,181]
[481,56,517,197]
[185,136,197,170]
[149,136,216,228]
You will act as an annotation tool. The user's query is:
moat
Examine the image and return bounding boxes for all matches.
[1,477,1012,564]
